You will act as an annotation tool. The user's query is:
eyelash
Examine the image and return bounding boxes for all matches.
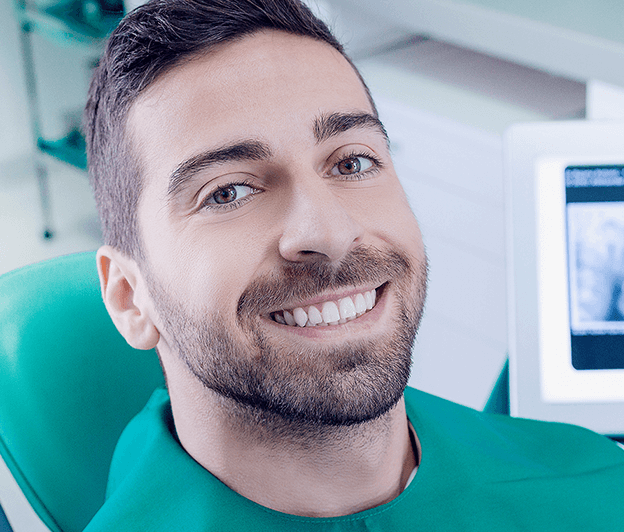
[331,150,383,180]
[199,179,259,211]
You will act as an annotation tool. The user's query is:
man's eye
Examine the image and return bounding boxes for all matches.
[204,184,256,206]
[331,156,374,176]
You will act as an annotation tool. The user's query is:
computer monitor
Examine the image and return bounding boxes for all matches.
[506,120,624,437]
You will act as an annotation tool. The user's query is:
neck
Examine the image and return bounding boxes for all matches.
[168,371,417,517]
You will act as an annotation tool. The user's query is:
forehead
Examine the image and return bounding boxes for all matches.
[127,30,374,187]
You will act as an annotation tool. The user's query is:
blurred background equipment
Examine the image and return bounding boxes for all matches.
[13,0,124,239]
[506,120,624,436]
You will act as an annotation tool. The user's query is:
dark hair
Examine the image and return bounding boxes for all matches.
[84,0,376,259]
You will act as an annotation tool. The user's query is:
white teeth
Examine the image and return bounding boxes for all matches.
[307,305,323,325]
[322,301,340,324]
[339,296,357,321]
[273,288,380,327]
[364,290,374,310]
[354,293,367,315]
[293,307,308,327]
[283,309,296,326]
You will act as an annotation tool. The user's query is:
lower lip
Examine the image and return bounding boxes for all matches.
[263,285,389,338]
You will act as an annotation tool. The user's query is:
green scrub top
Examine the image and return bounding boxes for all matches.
[84,387,624,531]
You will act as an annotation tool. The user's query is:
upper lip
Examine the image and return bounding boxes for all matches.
[266,282,386,314]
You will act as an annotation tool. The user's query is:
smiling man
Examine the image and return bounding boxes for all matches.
[83,0,624,530]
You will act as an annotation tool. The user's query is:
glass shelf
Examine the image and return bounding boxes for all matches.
[14,0,113,234]
[37,129,87,170]
[16,0,123,47]
[15,1,119,172]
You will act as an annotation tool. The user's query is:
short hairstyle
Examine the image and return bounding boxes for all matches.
[84,0,377,260]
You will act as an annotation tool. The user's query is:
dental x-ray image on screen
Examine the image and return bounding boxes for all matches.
[566,165,624,370]
[507,120,624,435]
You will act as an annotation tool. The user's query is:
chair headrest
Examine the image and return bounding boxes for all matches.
[0,252,164,532]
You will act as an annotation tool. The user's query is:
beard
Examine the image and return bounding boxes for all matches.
[147,245,428,428]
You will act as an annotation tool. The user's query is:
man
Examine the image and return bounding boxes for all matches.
[83,0,624,529]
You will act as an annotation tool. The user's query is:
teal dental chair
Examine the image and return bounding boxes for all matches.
[0,252,509,532]
[0,252,165,532]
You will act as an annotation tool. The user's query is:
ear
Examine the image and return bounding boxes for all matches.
[97,245,160,350]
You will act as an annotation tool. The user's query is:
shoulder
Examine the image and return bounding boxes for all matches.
[85,388,218,531]
[403,387,624,529]
[404,386,624,480]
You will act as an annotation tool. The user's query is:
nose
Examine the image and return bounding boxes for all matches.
[278,178,363,263]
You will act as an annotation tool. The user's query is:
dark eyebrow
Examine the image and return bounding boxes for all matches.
[167,140,272,198]
[313,112,389,145]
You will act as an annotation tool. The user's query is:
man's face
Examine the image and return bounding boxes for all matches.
[129,30,427,425]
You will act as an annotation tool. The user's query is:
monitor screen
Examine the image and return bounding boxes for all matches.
[506,121,624,436]
[566,165,624,370]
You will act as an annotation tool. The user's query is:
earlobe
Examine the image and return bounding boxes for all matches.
[97,246,160,350]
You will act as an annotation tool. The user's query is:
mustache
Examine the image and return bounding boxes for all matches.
[236,246,411,319]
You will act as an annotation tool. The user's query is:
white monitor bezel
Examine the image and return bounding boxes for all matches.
[506,120,624,436]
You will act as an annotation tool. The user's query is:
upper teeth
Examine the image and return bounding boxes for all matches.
[272,289,377,327]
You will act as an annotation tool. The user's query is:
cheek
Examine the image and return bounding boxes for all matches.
[356,182,422,243]
[164,223,276,308]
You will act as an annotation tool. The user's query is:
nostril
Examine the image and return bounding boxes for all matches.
[297,250,332,261]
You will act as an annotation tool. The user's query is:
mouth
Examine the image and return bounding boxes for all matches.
[270,283,386,327]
